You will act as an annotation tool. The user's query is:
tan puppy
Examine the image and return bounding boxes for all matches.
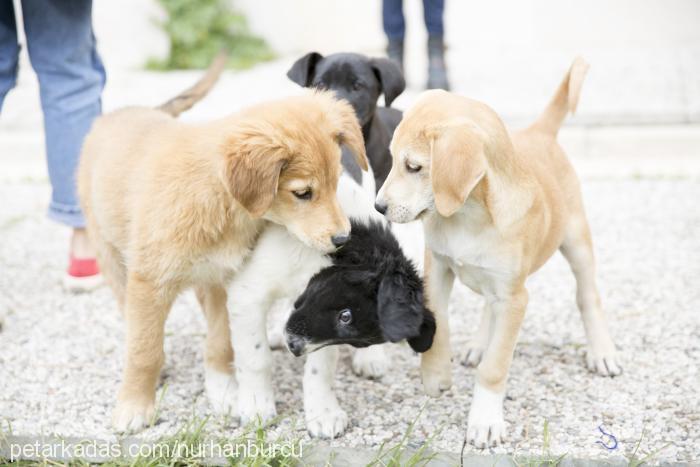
[375,58,620,447]
[78,61,367,432]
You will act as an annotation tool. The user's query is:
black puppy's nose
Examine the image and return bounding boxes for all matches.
[374,202,387,215]
[287,335,305,357]
[331,234,350,248]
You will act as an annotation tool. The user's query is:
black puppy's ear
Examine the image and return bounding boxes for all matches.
[371,57,406,107]
[287,52,324,87]
[407,306,435,353]
[377,273,429,347]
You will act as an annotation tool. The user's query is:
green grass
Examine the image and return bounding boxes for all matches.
[366,404,441,467]
[514,420,567,467]
[149,384,170,429]
[624,427,671,467]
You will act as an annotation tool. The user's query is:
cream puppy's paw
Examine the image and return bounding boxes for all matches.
[421,363,452,397]
[586,348,622,377]
[352,346,390,379]
[306,405,349,439]
[112,398,155,433]
[461,346,485,367]
[205,367,237,414]
[466,382,506,448]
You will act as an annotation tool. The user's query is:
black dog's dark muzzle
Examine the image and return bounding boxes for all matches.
[286,334,306,357]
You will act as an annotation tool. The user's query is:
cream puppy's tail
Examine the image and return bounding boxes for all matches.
[533,57,589,135]
[157,51,228,117]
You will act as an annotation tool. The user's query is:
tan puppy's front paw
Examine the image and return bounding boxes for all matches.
[421,364,452,397]
[461,346,485,367]
[467,382,506,448]
[112,398,155,433]
[306,407,348,439]
[586,348,622,377]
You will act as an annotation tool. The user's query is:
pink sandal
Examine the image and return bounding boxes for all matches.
[63,255,103,292]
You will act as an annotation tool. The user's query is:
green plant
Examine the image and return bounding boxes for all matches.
[625,427,671,467]
[514,419,567,467]
[366,405,440,467]
[149,0,274,70]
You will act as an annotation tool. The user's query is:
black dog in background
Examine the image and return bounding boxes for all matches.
[287,52,405,191]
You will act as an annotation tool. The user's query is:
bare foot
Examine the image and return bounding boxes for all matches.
[71,228,96,258]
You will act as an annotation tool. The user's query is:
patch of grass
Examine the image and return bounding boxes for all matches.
[149,384,169,428]
[514,419,567,467]
[624,427,671,467]
[366,404,440,467]
[148,0,275,70]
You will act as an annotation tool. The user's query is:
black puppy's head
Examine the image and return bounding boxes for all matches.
[287,52,405,127]
[285,220,435,356]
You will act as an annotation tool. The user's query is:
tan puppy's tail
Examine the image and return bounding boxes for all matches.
[157,52,228,117]
[532,56,589,135]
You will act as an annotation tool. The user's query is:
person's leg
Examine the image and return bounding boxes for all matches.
[382,0,405,72]
[422,0,450,90]
[422,0,445,37]
[21,0,105,229]
[0,1,20,111]
[21,0,106,289]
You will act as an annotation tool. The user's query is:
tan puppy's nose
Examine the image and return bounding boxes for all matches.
[331,233,350,248]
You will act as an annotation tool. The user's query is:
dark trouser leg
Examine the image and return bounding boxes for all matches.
[382,0,405,72]
[423,0,449,90]
[0,1,19,111]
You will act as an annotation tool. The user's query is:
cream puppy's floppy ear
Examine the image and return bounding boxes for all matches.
[429,121,488,217]
[226,134,288,218]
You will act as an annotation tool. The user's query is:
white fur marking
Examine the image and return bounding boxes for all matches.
[466,381,506,448]
[205,366,237,414]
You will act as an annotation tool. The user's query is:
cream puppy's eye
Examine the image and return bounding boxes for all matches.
[293,189,312,200]
[405,161,422,173]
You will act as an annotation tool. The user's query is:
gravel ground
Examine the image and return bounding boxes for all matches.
[0,178,699,464]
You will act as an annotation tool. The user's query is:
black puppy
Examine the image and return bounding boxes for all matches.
[285,219,435,356]
[287,52,405,191]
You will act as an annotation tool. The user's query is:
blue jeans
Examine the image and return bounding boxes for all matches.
[0,0,105,228]
[382,0,445,41]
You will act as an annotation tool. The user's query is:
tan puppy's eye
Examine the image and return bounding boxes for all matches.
[405,161,422,173]
[293,188,312,200]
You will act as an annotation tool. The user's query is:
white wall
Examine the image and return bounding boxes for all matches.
[93,0,700,68]
[236,0,700,54]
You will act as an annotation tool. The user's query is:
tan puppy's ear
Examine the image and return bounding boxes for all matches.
[331,100,369,171]
[430,123,488,217]
[226,144,288,218]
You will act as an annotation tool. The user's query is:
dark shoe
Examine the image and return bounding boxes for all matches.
[427,35,450,90]
[386,39,404,75]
